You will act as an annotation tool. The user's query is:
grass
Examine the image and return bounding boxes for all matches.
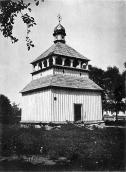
[0,123,126,171]
[105,120,126,126]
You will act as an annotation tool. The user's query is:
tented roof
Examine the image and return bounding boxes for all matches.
[21,74,102,94]
[31,42,89,64]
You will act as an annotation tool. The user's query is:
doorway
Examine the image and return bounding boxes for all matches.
[74,104,82,121]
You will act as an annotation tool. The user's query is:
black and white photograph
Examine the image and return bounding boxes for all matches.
[0,0,126,171]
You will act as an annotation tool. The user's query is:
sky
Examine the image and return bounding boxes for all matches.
[0,0,126,105]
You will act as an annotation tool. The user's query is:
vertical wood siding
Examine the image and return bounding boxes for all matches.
[21,89,51,122]
[21,89,102,123]
[54,68,89,77]
[51,89,102,122]
[33,68,89,80]
[33,69,53,80]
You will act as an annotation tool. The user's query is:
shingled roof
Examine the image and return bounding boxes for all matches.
[31,42,89,64]
[21,74,102,94]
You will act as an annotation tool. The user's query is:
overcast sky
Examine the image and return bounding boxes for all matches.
[0,0,126,105]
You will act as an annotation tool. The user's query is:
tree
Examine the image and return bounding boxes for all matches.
[122,71,126,98]
[104,67,125,119]
[0,94,12,124]
[88,65,105,88]
[89,65,125,118]
[0,0,44,50]
[11,102,21,123]
[0,94,21,124]
[124,62,126,69]
[89,65,108,112]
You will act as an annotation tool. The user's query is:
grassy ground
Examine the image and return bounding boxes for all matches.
[0,123,126,171]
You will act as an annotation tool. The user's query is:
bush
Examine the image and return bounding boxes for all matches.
[1,123,125,170]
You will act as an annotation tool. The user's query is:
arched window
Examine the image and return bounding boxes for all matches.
[73,59,79,68]
[43,60,47,68]
[39,62,42,69]
[33,63,36,68]
[56,56,62,65]
[34,63,38,71]
[82,63,86,69]
[49,58,53,66]
[64,58,70,67]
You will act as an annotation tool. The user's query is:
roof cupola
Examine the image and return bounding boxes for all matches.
[53,14,66,43]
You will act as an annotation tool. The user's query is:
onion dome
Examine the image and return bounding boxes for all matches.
[53,23,66,36]
[53,14,66,43]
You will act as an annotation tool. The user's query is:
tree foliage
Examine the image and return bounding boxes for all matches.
[11,102,21,123]
[0,0,44,50]
[0,94,12,124]
[0,94,21,124]
[89,65,125,115]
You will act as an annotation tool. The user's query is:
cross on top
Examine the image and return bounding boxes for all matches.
[57,14,62,23]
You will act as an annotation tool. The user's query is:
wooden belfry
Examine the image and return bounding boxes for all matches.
[21,16,102,124]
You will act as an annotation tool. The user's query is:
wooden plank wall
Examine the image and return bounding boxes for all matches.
[54,68,89,77]
[33,68,89,80]
[33,69,53,80]
[51,89,102,122]
[21,89,51,122]
[21,89,102,123]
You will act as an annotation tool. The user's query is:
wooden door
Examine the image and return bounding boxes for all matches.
[74,104,82,121]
